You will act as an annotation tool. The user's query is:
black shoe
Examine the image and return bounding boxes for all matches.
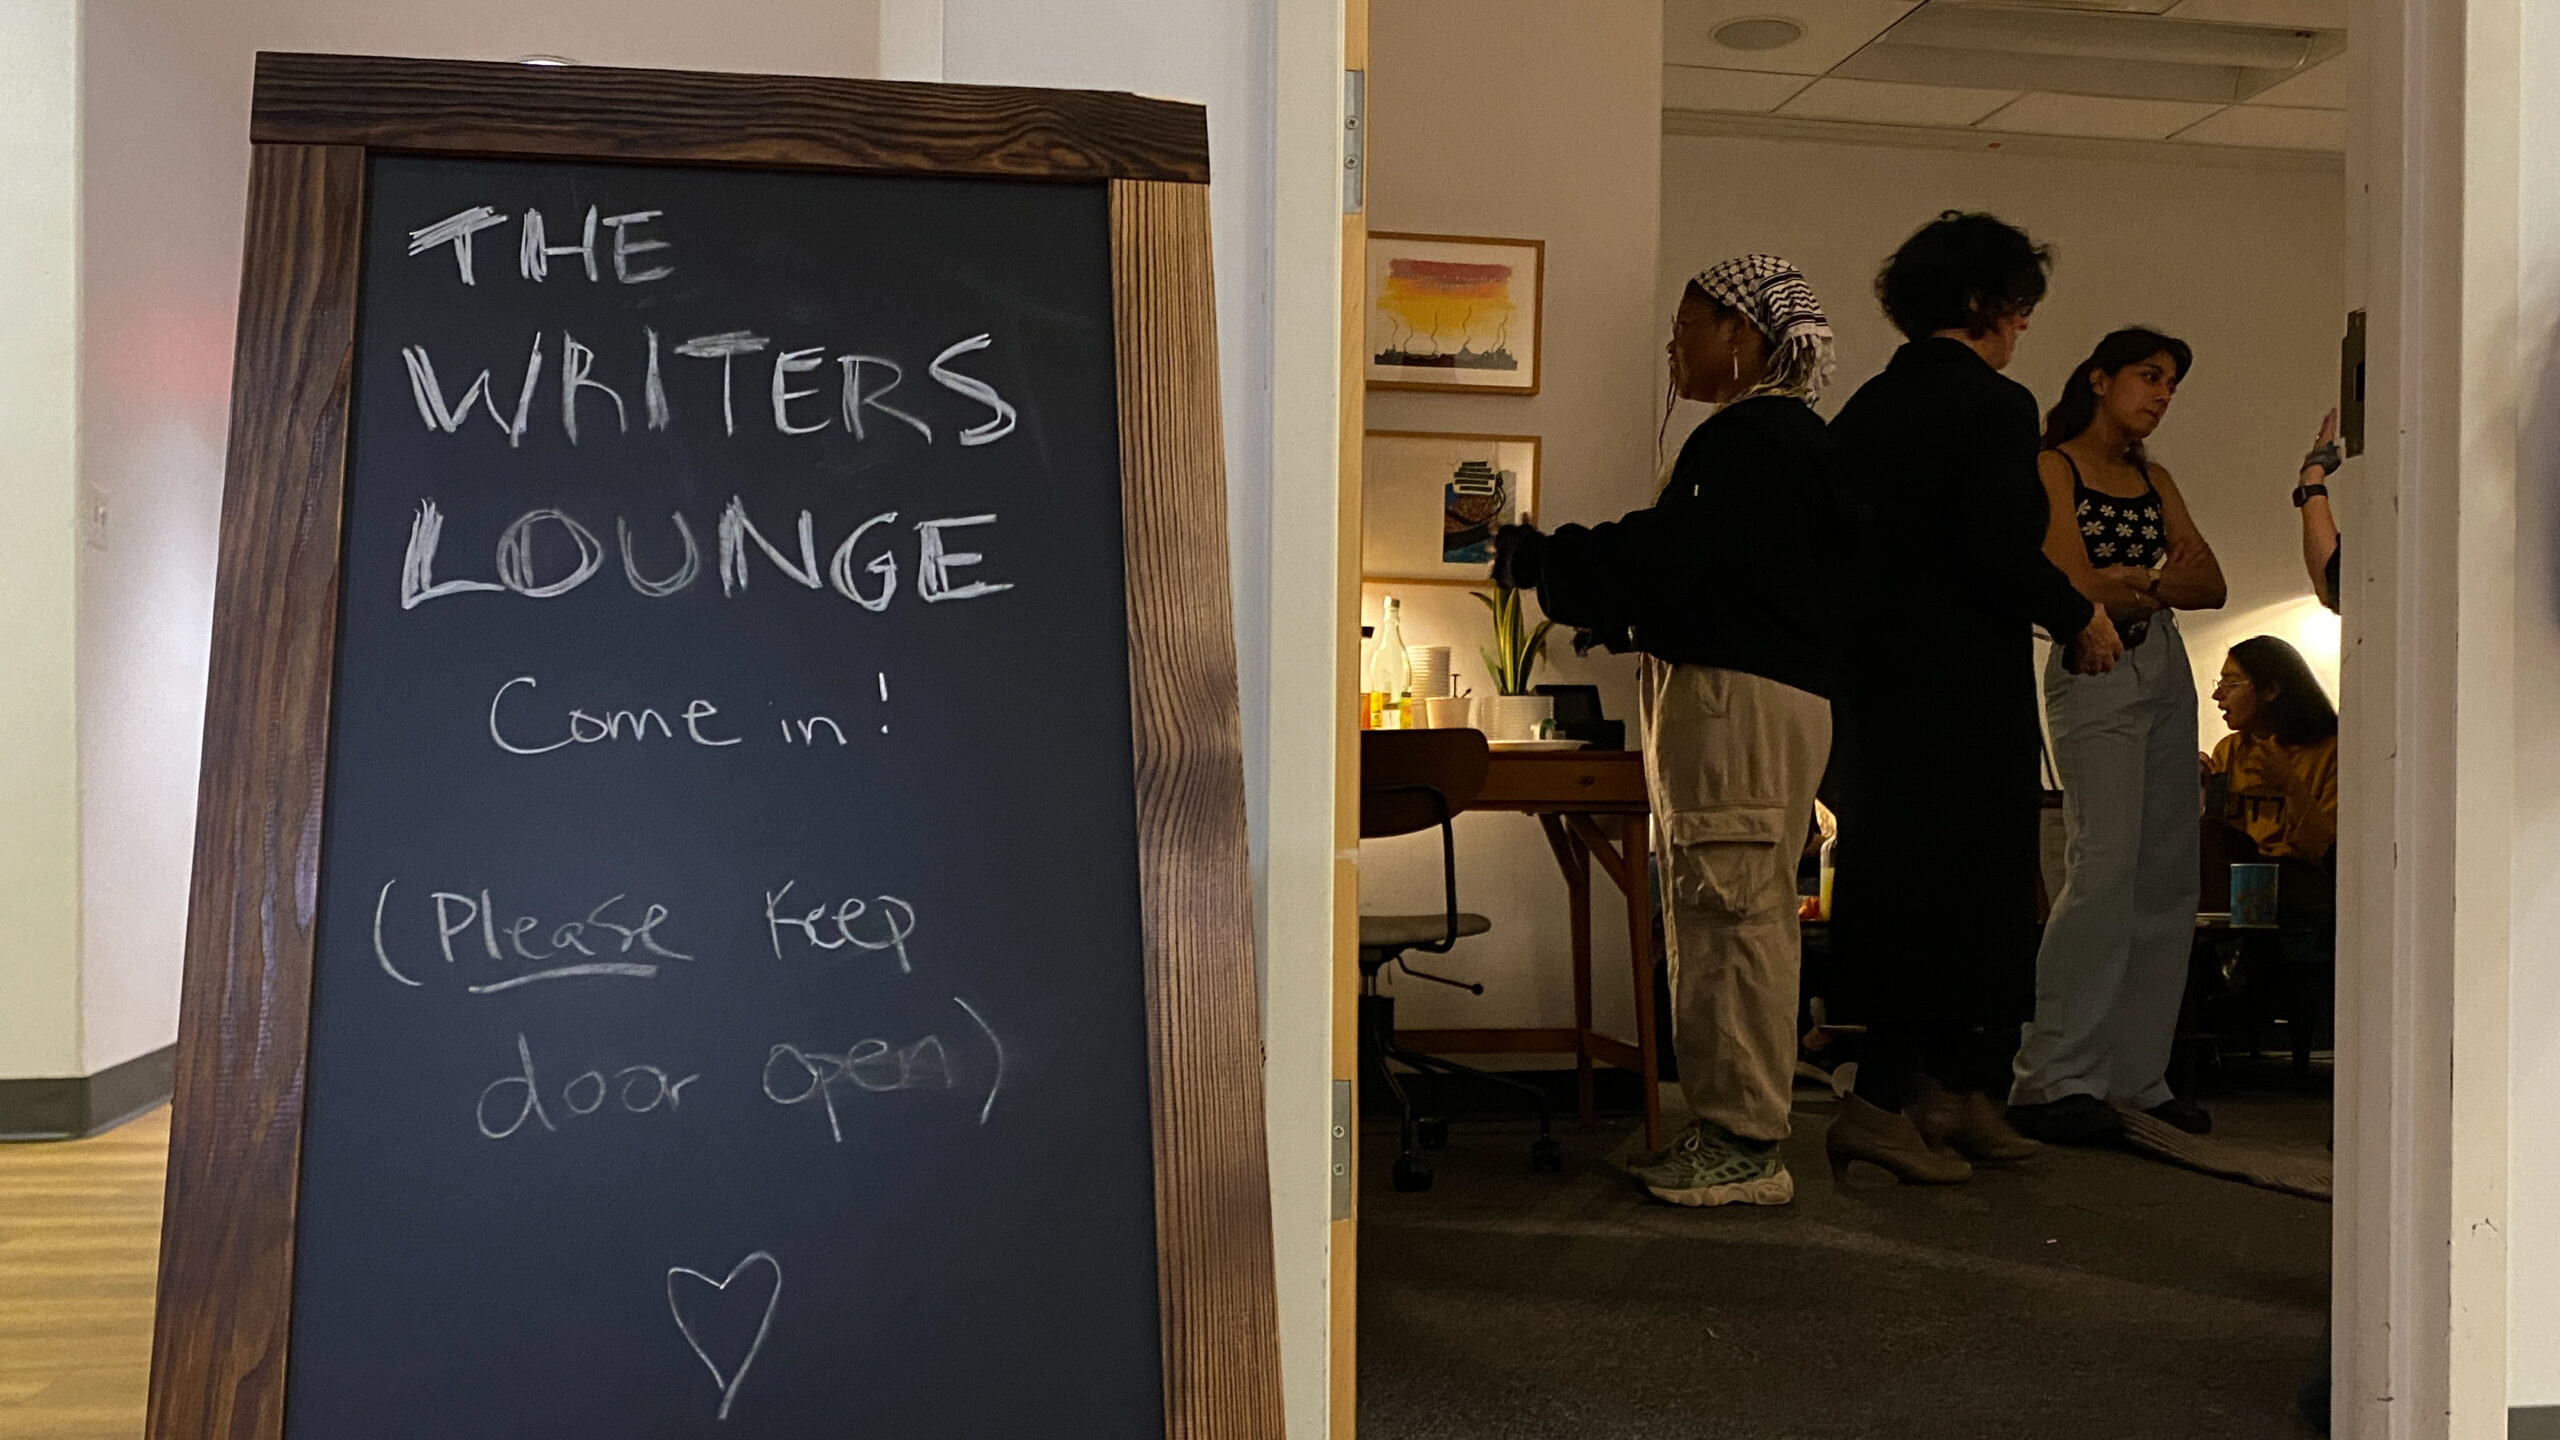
[2145,1096,2213,1135]
[2005,1093,2124,1146]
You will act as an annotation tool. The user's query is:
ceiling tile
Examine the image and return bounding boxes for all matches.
[2164,0,2348,27]
[1979,91,2225,139]
[2176,103,2346,150]
[1663,0,1920,76]
[1663,65,1816,114]
[2243,56,2346,108]
[1780,76,2023,127]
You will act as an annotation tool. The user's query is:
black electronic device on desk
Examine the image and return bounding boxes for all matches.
[1535,683,1624,750]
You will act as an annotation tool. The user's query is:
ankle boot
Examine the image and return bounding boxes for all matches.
[1911,1080,2039,1164]
[1826,1094,1974,1185]
[1953,1092,2040,1163]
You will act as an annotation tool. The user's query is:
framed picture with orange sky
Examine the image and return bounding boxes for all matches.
[1366,231,1543,395]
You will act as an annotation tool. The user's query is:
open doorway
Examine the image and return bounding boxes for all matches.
[1337,2,2370,1435]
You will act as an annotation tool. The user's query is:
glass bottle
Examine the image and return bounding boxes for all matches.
[1368,597,1412,727]
[1358,625,1378,729]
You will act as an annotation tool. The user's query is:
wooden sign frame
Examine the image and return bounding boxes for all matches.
[147,51,1278,1440]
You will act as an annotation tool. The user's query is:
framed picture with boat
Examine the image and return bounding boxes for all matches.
[1362,429,1540,584]
[1365,232,1544,394]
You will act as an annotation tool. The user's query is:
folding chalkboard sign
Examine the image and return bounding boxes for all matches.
[147,52,1278,1440]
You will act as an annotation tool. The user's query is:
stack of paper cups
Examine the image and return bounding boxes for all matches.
[1406,645,1453,699]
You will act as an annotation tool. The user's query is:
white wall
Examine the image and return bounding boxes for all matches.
[78,0,240,1076]
[0,0,85,1082]
[1359,0,1663,1044]
[62,0,888,1087]
[1661,134,2348,753]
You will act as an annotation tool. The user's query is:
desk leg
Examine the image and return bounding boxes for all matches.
[1624,813,1662,1150]
[1536,814,1596,1124]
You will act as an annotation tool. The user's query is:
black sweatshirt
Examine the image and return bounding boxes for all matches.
[1530,394,1844,700]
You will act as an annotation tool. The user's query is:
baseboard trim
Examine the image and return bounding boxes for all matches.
[2515,1406,2560,1439]
[0,1045,176,1140]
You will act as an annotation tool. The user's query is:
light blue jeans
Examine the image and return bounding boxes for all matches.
[2012,614,2200,1110]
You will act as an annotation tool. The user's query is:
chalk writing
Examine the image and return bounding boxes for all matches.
[761,884,915,970]
[762,997,1004,1141]
[393,325,1016,446]
[476,1033,699,1139]
[374,881,693,993]
[405,500,1008,610]
[320,178,1121,1431]
[487,676,740,755]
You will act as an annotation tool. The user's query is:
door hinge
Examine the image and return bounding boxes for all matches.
[1343,69,1366,215]
[1330,1078,1354,1220]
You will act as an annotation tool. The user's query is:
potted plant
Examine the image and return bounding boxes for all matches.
[1471,582,1557,740]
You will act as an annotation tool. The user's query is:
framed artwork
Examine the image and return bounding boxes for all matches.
[1366,231,1544,395]
[1362,430,1539,585]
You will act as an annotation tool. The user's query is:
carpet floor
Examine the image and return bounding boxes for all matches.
[1358,1088,2330,1440]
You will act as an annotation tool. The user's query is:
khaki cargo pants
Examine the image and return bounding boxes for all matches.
[1638,658,1830,1144]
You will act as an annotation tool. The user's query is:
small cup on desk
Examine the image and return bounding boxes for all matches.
[1406,645,1453,700]
[1424,696,1472,730]
[2230,863,2280,929]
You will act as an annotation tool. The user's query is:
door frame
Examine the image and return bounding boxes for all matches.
[2338,0,2514,1434]
[1264,2,1358,1440]
[1328,8,1366,1440]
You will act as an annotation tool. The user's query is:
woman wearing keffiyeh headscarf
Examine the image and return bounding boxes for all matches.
[1491,254,1846,1208]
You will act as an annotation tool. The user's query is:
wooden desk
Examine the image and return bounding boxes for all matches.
[1394,748,1663,1149]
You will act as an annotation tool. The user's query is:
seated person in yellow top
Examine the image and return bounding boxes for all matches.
[2202,635,2338,864]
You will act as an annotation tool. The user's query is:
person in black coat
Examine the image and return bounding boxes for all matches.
[1821,212,2123,1185]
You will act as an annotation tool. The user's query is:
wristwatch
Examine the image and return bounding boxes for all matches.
[2292,482,2329,508]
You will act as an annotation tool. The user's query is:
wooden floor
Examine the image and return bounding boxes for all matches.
[0,1107,166,1440]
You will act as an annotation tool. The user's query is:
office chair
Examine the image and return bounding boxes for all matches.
[1359,729,1562,1192]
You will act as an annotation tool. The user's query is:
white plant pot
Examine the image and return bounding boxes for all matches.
[1478,694,1553,742]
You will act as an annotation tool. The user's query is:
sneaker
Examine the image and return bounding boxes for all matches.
[2144,1096,2213,1135]
[2005,1093,2125,1146]
[1626,1121,1794,1207]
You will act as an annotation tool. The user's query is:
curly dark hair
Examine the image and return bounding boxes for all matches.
[1875,210,2056,342]
[2228,636,2338,747]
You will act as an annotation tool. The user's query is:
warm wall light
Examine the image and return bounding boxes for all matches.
[514,55,577,66]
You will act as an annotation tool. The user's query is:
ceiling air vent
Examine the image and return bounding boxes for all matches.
[1712,17,1807,52]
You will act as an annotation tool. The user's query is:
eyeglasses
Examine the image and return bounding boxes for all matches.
[2211,677,2251,695]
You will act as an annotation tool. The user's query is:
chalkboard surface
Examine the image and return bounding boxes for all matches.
[282,153,1162,1437]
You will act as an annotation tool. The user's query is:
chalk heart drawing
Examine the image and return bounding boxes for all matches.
[667,1250,782,1421]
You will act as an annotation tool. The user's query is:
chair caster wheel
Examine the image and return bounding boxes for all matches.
[1391,1154,1434,1192]
[1416,1117,1449,1150]
[1529,1136,1563,1174]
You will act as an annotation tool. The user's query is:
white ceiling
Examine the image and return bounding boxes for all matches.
[1664,0,2347,154]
